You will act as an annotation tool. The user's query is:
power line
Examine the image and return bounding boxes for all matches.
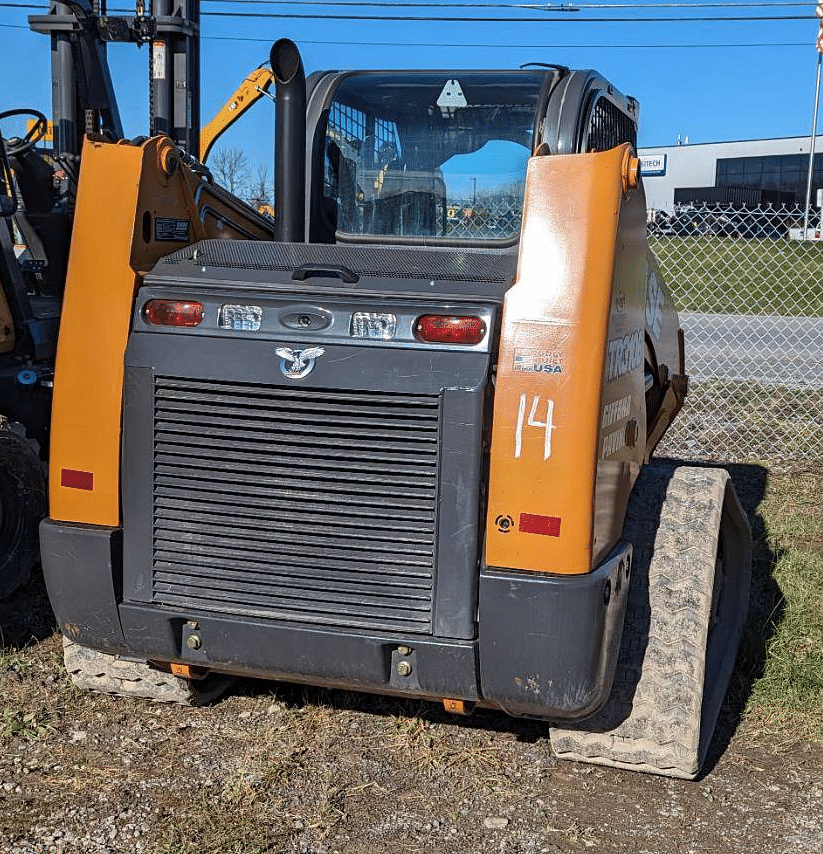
[0,20,807,47]
[2,1,816,19]
[201,1,811,6]
[2,16,810,48]
[3,0,811,6]
[567,1,808,4]
[209,34,809,47]
[194,10,819,21]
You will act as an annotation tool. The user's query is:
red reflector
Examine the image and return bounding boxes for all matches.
[518,513,561,537]
[61,468,94,491]
[415,315,486,345]
[142,299,203,327]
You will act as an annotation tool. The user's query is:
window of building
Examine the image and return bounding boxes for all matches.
[716,152,823,201]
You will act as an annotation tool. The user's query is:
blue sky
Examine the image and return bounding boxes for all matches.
[1,1,821,176]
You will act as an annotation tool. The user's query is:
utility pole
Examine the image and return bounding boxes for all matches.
[802,3,823,239]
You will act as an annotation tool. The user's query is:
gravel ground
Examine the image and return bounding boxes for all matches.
[1,613,822,854]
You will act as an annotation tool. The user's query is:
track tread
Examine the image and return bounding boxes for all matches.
[62,638,234,706]
[550,462,751,780]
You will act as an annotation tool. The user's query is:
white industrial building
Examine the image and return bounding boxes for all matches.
[637,136,821,213]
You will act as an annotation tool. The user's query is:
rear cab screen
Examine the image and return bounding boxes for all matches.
[320,71,546,243]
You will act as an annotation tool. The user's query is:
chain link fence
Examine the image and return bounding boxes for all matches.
[444,195,522,240]
[651,202,823,465]
[444,197,822,463]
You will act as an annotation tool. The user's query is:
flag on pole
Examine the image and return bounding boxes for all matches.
[817,2,823,53]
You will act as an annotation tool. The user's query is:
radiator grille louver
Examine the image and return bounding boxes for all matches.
[585,95,637,153]
[152,377,440,633]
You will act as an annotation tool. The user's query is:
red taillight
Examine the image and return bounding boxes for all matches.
[142,299,203,327]
[415,315,486,345]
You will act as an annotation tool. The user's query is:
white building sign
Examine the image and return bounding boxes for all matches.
[639,154,667,177]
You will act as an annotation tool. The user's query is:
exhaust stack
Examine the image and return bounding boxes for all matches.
[270,38,306,243]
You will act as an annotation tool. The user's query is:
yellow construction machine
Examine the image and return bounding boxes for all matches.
[28,30,751,779]
[0,0,275,597]
[200,67,274,164]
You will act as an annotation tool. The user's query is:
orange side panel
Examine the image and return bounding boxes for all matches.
[48,139,145,526]
[49,136,274,527]
[484,146,629,575]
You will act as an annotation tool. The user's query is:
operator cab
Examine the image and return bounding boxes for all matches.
[306,69,638,247]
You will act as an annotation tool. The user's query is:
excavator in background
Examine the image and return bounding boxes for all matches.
[0,0,274,597]
[201,67,274,164]
[37,34,752,780]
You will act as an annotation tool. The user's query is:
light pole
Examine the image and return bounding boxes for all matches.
[802,4,823,239]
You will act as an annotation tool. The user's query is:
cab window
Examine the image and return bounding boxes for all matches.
[321,72,545,242]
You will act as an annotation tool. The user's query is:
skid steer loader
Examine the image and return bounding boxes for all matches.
[40,40,751,779]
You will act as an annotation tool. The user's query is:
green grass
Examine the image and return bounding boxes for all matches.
[0,705,52,743]
[737,467,823,743]
[649,236,823,316]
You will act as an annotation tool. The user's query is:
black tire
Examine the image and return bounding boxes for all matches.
[0,419,46,599]
[550,463,752,779]
[63,638,235,706]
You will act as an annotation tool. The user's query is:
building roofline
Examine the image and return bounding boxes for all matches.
[639,135,810,150]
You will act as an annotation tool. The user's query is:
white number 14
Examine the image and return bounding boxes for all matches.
[515,394,556,460]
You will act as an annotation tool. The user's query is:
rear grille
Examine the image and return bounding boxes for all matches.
[151,376,440,633]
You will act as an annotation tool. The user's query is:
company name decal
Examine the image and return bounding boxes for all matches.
[606,330,643,381]
[639,153,666,176]
[601,419,639,459]
[601,394,632,429]
[602,428,627,458]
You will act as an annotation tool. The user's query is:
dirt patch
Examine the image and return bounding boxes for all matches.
[2,627,822,854]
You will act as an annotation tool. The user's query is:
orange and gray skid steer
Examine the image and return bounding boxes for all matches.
[40,40,751,779]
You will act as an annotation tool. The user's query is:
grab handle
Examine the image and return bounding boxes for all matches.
[291,264,359,284]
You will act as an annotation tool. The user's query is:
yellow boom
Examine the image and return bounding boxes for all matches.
[200,67,274,163]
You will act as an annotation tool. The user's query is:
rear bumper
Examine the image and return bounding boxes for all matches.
[478,549,631,719]
[40,518,629,722]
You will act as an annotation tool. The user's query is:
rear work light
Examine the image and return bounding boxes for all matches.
[350,312,397,340]
[415,314,486,346]
[142,299,203,327]
[220,304,263,331]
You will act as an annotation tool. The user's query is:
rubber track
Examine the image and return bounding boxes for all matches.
[550,463,751,780]
[63,638,234,706]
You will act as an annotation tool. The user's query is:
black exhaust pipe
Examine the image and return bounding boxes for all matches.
[270,38,306,243]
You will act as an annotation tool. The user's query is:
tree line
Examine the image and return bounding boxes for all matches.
[210,147,273,211]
